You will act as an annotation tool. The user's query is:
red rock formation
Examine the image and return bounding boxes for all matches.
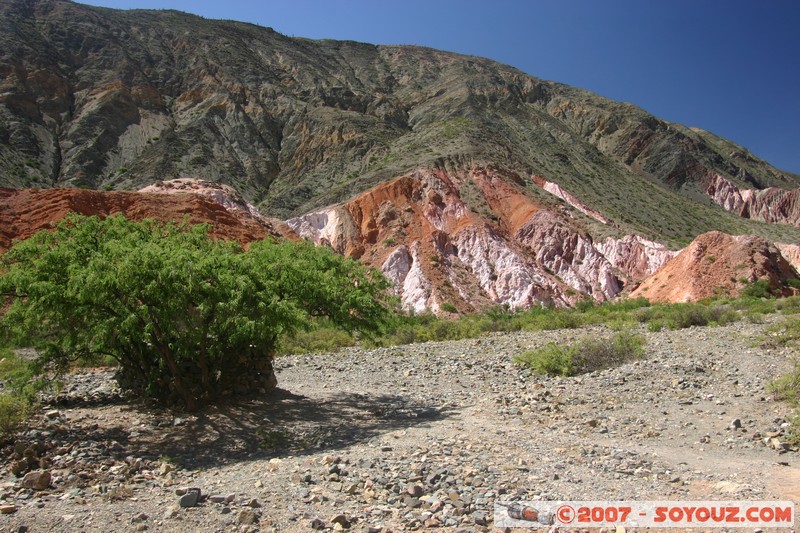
[288,166,676,312]
[630,231,798,303]
[706,174,800,226]
[0,186,292,254]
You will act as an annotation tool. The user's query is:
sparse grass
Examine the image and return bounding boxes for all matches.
[514,330,646,377]
[741,279,772,299]
[0,349,39,403]
[0,393,27,440]
[277,327,355,355]
[440,303,458,314]
[0,347,37,441]
[637,302,739,331]
[760,318,800,349]
[318,295,800,352]
[768,360,800,446]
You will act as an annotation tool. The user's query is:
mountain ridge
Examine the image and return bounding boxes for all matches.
[3,0,800,309]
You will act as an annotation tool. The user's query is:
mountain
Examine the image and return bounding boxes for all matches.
[3,0,800,309]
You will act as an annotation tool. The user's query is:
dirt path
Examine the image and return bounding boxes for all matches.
[0,320,797,531]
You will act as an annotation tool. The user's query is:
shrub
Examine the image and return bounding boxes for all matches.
[515,330,646,377]
[741,279,772,299]
[0,214,390,410]
[0,393,27,440]
[440,303,458,313]
[768,360,800,446]
[277,327,355,355]
[761,318,800,349]
[0,348,36,440]
[635,303,739,330]
[514,343,576,376]
[769,360,800,403]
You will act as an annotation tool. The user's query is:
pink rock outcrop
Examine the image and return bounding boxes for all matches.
[631,231,798,303]
[288,166,676,312]
[706,174,800,226]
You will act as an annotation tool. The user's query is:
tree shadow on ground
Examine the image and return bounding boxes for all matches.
[53,387,456,470]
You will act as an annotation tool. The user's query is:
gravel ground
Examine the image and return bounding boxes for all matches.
[0,319,798,532]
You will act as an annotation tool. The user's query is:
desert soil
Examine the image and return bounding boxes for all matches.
[0,319,798,532]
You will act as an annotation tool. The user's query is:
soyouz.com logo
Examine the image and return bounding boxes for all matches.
[494,501,795,528]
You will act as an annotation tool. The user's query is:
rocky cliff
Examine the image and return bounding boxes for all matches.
[288,166,675,312]
[706,174,800,226]
[0,181,292,253]
[630,231,799,303]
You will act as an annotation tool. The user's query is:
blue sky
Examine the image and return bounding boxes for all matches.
[80,0,800,174]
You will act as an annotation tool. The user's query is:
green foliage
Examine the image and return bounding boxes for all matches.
[514,343,576,376]
[761,318,800,349]
[0,214,390,409]
[635,303,739,330]
[515,330,646,377]
[0,346,36,440]
[439,303,458,314]
[741,279,773,299]
[768,360,800,446]
[277,326,355,355]
[0,350,40,403]
[0,393,27,440]
[769,360,800,404]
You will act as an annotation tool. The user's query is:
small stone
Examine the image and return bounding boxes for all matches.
[731,418,742,430]
[473,510,488,526]
[330,514,350,528]
[178,488,201,508]
[237,509,258,525]
[209,495,227,504]
[131,512,148,523]
[158,462,173,476]
[247,498,261,508]
[0,504,18,514]
[310,517,327,530]
[163,506,180,519]
[429,500,444,513]
[44,410,61,419]
[771,438,789,451]
[407,483,424,497]
[404,496,421,508]
[21,470,51,491]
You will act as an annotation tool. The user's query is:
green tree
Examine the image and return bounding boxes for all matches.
[0,214,390,410]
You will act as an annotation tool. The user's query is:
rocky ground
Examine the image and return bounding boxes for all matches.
[0,319,798,532]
